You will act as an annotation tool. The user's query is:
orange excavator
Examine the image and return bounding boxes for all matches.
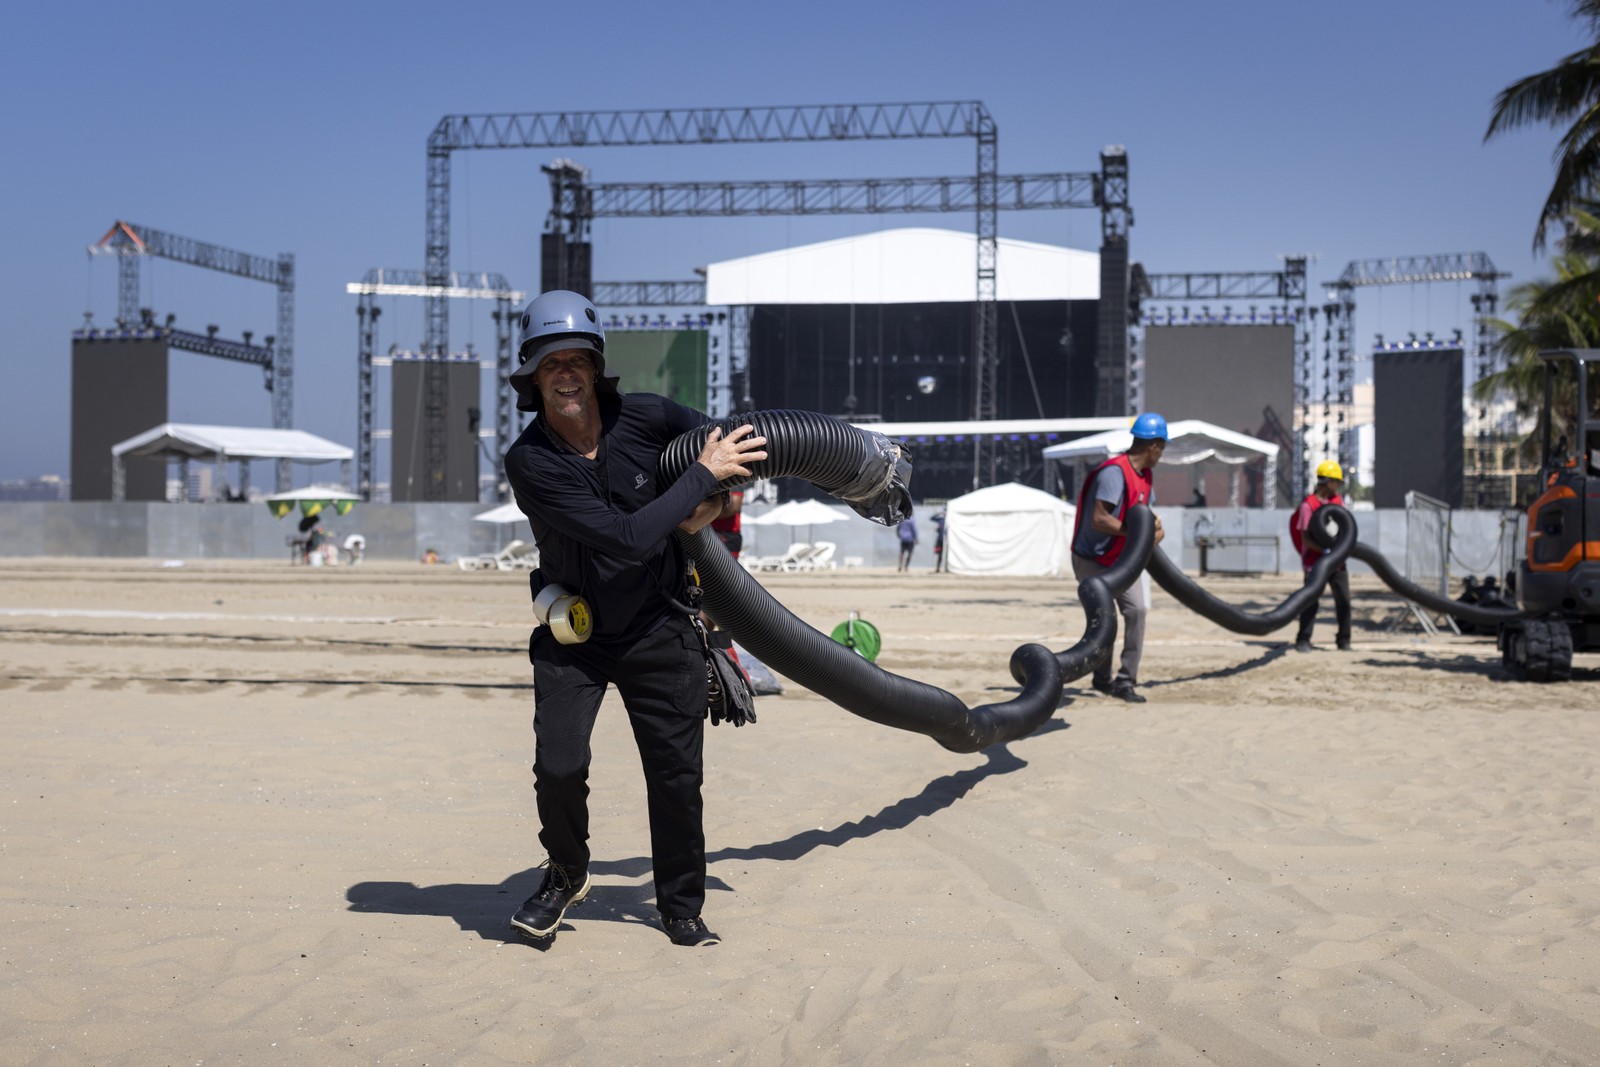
[1498,349,1600,681]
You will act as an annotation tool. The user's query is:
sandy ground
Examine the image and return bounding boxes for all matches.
[2,558,1598,1066]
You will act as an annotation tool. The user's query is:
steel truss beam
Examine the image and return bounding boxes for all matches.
[578,172,1098,217]
[347,269,521,502]
[425,102,1020,490]
[89,220,295,490]
[1332,253,1505,288]
[71,325,270,365]
[1140,267,1308,301]
[591,281,707,306]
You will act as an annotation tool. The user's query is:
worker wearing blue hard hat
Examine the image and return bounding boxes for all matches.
[1068,411,1169,703]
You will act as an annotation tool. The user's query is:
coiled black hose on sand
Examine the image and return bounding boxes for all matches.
[1012,506,1157,686]
[1142,505,1358,635]
[1303,510,1530,629]
[1141,505,1529,637]
[681,527,1063,754]
[661,411,1059,753]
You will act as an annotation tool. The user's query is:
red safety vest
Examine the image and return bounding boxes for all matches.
[1289,491,1344,571]
[1072,453,1153,566]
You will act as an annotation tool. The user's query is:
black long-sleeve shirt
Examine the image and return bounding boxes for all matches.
[504,392,717,646]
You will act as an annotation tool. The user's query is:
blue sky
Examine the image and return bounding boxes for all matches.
[0,0,1582,483]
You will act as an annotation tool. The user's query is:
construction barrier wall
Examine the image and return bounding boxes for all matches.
[0,502,1521,580]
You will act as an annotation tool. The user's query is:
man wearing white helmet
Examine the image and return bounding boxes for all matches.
[1069,412,1168,704]
[1290,460,1352,652]
[502,290,767,949]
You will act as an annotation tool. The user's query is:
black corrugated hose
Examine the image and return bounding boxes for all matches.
[1143,505,1358,635]
[1307,511,1531,629]
[1009,505,1157,687]
[1142,504,1530,635]
[663,412,1529,737]
[661,410,1060,753]
[658,410,911,523]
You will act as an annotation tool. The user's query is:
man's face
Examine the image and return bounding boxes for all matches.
[1145,439,1167,468]
[535,349,597,420]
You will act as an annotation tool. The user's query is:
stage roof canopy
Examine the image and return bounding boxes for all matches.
[110,424,354,502]
[705,226,1099,306]
[112,423,353,463]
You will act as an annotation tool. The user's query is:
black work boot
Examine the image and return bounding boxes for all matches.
[510,862,591,940]
[662,915,721,947]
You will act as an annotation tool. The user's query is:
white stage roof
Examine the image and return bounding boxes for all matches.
[705,227,1100,306]
[112,423,353,462]
[851,417,1127,440]
[1039,420,1280,465]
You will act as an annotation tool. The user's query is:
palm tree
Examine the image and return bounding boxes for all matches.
[1485,0,1600,250]
[1475,251,1600,460]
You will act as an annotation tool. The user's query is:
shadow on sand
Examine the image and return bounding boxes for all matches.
[344,719,1068,947]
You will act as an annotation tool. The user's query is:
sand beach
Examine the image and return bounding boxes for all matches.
[3,558,1598,1065]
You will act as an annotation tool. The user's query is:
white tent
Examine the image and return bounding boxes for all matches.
[1039,419,1280,507]
[110,423,354,502]
[473,502,526,524]
[944,482,1077,577]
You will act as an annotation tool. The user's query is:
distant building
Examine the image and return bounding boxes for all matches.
[0,475,68,502]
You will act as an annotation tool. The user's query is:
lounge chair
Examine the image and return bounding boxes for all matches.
[802,541,837,571]
[495,541,540,571]
[458,539,539,572]
[746,541,813,573]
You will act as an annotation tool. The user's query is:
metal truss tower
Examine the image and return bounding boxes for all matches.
[1133,257,1309,501]
[555,164,1117,483]
[90,221,296,489]
[1094,147,1132,420]
[1323,252,1506,487]
[347,269,522,502]
[425,103,1006,483]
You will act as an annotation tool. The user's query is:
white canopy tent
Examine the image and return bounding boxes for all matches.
[1040,420,1280,507]
[943,482,1078,577]
[473,502,526,525]
[110,423,354,502]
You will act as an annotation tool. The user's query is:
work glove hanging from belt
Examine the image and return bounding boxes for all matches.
[696,620,756,727]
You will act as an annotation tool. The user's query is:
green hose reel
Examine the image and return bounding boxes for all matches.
[829,611,881,661]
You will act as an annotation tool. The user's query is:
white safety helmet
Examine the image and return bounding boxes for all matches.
[509,290,617,412]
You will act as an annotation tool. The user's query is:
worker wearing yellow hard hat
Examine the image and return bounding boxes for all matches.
[1289,460,1351,652]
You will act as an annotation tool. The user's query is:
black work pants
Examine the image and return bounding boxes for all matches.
[1295,568,1351,646]
[530,613,708,919]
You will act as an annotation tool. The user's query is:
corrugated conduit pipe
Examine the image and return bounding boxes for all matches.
[660,411,1062,753]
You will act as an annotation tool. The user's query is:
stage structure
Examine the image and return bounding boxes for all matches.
[88,221,295,489]
[69,320,276,501]
[347,270,522,502]
[552,159,1130,486]
[1132,259,1308,503]
[389,355,482,503]
[1373,340,1465,507]
[1321,253,1506,498]
[424,104,1133,486]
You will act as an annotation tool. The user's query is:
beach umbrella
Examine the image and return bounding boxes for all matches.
[264,485,360,520]
[743,498,849,543]
[473,502,525,524]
